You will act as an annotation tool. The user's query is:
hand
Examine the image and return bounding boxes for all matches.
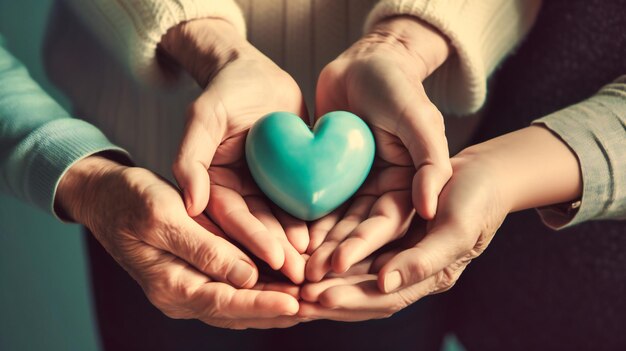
[377,125,583,294]
[160,18,308,283]
[56,156,304,329]
[299,153,508,321]
[305,16,452,281]
[305,163,416,281]
[300,219,430,321]
[301,124,584,321]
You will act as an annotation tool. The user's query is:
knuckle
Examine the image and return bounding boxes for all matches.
[395,289,417,310]
[439,162,453,179]
[132,194,170,227]
[422,102,444,123]
[131,209,164,242]
[205,289,232,318]
[470,236,488,258]
[319,61,344,82]
[142,270,201,320]
[434,267,458,293]
[185,100,205,121]
[144,285,183,319]
[145,199,168,224]
[405,255,433,283]
[175,280,201,303]
[198,244,229,276]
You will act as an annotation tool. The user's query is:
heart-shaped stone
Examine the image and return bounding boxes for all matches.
[245,111,375,220]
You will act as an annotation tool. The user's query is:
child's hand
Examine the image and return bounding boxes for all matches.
[299,153,507,321]
[376,125,583,293]
[300,124,583,319]
[306,16,452,281]
[160,18,308,284]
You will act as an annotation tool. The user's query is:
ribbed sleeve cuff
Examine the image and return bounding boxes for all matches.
[364,0,540,115]
[532,78,626,229]
[66,0,246,86]
[22,119,130,221]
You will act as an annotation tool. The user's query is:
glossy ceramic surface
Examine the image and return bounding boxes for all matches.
[245,111,375,220]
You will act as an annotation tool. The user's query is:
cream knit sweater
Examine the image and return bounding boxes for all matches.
[47,0,539,179]
[61,0,540,114]
[46,0,626,230]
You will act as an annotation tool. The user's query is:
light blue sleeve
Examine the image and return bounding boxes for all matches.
[0,35,129,219]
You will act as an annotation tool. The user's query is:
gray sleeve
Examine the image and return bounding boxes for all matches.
[531,75,626,229]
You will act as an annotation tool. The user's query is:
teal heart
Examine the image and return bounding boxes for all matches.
[245,111,375,221]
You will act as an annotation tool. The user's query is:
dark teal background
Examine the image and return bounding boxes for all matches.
[0,1,100,350]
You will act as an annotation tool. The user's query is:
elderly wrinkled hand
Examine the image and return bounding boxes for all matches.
[56,155,306,329]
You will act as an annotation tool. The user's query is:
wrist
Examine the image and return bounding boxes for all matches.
[362,15,451,80]
[159,18,251,87]
[455,126,583,213]
[55,155,126,224]
[453,146,517,214]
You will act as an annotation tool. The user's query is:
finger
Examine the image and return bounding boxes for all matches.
[305,196,376,282]
[253,281,301,300]
[133,244,298,322]
[298,302,387,322]
[301,274,374,302]
[273,205,310,254]
[208,185,285,270]
[397,102,452,220]
[307,205,347,254]
[357,165,414,195]
[190,282,300,320]
[150,216,259,289]
[319,275,436,312]
[325,196,377,243]
[411,163,452,220]
[331,190,414,274]
[246,197,305,284]
[327,256,375,277]
[173,96,226,217]
[304,242,336,283]
[370,250,400,273]
[427,261,469,296]
[205,315,305,330]
[193,213,227,239]
[314,61,348,119]
[378,221,470,293]
[369,217,429,273]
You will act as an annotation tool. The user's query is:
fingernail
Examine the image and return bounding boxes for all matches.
[227,261,255,288]
[384,270,402,293]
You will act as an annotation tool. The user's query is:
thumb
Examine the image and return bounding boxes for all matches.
[173,96,226,217]
[397,102,452,220]
[377,219,467,293]
[162,215,259,289]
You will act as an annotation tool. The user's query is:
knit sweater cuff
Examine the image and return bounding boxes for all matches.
[20,119,130,221]
[64,0,246,86]
[532,77,626,229]
[364,0,540,115]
